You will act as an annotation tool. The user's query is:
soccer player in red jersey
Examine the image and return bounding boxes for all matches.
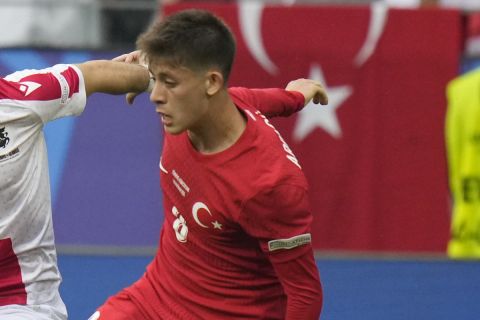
[93,9,328,320]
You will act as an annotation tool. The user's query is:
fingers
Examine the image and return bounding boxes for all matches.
[112,50,142,64]
[315,86,328,105]
[304,79,328,105]
[112,50,145,105]
[126,92,140,105]
[125,53,138,64]
[112,54,129,62]
[112,53,136,63]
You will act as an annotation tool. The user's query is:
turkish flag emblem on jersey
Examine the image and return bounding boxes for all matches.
[165,3,462,252]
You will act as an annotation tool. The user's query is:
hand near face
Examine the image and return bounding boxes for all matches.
[112,50,151,104]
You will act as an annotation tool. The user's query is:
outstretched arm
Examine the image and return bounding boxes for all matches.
[76,60,150,98]
[229,79,328,119]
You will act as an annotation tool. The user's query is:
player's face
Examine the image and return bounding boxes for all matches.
[149,60,210,135]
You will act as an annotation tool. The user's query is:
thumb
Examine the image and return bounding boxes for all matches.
[112,54,128,62]
[126,92,141,105]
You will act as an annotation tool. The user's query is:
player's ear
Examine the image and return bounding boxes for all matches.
[205,71,223,97]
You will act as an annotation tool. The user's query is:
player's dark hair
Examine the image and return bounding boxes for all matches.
[137,9,236,83]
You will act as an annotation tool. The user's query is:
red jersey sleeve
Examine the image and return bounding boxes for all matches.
[238,184,322,319]
[238,183,313,261]
[272,251,323,319]
[228,87,305,118]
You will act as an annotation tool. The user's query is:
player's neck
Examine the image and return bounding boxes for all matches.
[187,91,246,154]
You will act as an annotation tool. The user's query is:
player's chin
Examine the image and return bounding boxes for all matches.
[164,124,185,135]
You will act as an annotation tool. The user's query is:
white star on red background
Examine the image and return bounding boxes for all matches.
[293,64,352,142]
[212,221,223,230]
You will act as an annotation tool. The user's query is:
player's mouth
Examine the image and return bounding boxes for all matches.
[160,113,173,126]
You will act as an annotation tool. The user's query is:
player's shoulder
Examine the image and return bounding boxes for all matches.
[250,116,304,174]
[228,86,249,102]
[228,87,260,112]
[248,142,308,194]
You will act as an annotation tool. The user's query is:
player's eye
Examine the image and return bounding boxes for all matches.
[158,75,174,86]
[164,79,177,88]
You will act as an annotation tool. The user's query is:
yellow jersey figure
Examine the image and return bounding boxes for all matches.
[446,68,480,258]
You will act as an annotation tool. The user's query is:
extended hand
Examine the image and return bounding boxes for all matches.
[285,79,328,106]
[112,50,151,104]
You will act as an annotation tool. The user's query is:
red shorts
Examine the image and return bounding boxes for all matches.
[92,290,150,320]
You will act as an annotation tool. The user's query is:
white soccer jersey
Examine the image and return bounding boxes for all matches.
[0,64,86,320]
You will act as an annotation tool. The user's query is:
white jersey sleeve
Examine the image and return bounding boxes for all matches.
[2,64,86,123]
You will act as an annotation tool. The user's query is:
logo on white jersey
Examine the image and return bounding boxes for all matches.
[0,127,10,149]
[19,81,42,96]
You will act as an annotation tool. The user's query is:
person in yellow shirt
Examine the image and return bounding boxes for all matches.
[446,68,480,258]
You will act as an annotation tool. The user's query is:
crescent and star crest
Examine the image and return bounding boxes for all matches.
[192,202,223,230]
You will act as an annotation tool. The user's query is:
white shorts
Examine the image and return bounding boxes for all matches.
[0,304,67,320]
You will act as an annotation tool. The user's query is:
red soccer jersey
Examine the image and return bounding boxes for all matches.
[125,87,321,319]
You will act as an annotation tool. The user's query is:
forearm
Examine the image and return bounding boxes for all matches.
[272,250,323,319]
[250,88,306,118]
[76,60,150,96]
[285,292,322,320]
[228,87,305,118]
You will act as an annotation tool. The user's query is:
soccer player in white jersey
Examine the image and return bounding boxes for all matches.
[93,9,328,320]
[0,60,151,320]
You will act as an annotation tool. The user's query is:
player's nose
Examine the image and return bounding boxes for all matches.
[150,82,166,106]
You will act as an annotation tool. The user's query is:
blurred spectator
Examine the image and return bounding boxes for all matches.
[0,0,101,48]
[440,0,480,11]
[383,0,436,7]
[0,0,160,49]
[101,0,159,49]
[382,0,480,9]
[465,12,480,57]
[445,67,480,259]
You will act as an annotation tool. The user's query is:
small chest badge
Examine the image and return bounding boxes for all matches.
[0,127,10,149]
